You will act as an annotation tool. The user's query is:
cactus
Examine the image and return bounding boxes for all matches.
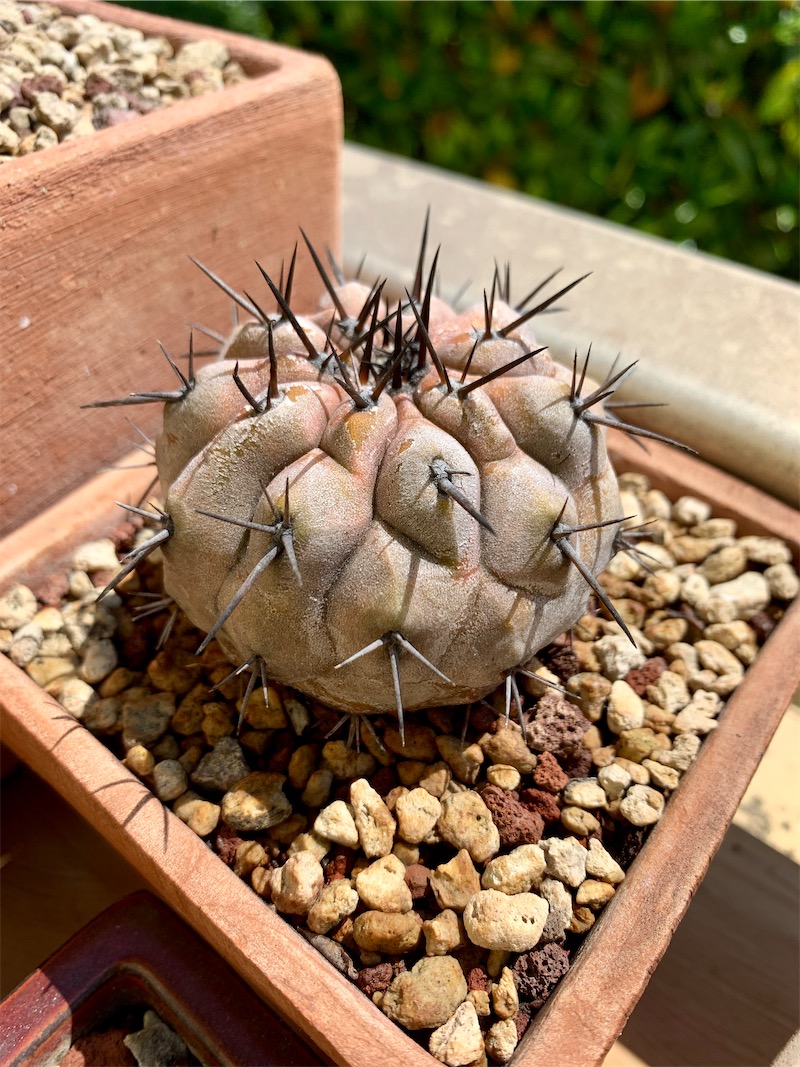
[89,218,689,740]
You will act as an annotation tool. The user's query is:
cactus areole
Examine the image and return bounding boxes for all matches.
[90,219,689,739]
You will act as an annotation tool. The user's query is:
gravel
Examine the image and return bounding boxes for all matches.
[0,1,247,159]
[6,471,797,1062]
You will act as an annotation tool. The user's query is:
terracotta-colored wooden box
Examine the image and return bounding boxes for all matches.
[0,891,321,1066]
[1,432,798,1067]
[1,0,341,537]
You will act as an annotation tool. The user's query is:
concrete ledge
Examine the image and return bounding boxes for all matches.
[342,144,799,506]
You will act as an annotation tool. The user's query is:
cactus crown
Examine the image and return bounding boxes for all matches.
[88,215,690,742]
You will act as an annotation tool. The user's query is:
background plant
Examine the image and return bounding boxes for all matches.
[123,0,799,280]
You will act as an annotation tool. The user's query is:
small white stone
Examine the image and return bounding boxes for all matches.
[314,799,359,848]
[645,670,690,713]
[395,787,442,844]
[492,966,519,1020]
[481,843,546,895]
[538,877,573,943]
[541,837,588,887]
[287,830,329,861]
[429,1001,484,1066]
[653,732,701,771]
[620,784,665,826]
[0,584,37,630]
[598,762,632,801]
[72,539,120,573]
[695,639,745,678]
[56,676,97,719]
[765,563,799,600]
[606,679,645,733]
[9,622,43,667]
[307,878,359,935]
[699,571,770,623]
[350,778,396,858]
[593,635,646,680]
[484,1019,518,1064]
[585,839,625,884]
[562,777,606,809]
[462,889,548,952]
[270,851,324,915]
[356,854,413,913]
[486,764,521,790]
[641,759,681,790]
[672,496,711,526]
[738,536,792,566]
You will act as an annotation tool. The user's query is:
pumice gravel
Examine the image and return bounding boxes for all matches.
[0,1,247,158]
[3,473,796,1064]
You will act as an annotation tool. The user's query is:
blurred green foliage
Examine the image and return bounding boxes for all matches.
[123,0,799,279]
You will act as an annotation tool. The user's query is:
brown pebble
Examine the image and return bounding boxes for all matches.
[357,962,393,995]
[403,863,432,900]
[214,825,244,867]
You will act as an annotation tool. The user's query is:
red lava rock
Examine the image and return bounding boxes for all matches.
[750,611,777,644]
[20,74,65,100]
[467,966,491,991]
[532,751,569,794]
[214,825,244,867]
[60,1028,135,1066]
[519,788,562,824]
[31,570,70,607]
[624,656,668,696]
[356,962,393,995]
[560,748,594,779]
[84,73,116,99]
[607,825,648,870]
[324,849,352,883]
[514,1002,534,1041]
[527,693,590,758]
[512,943,571,1007]
[481,785,544,848]
[93,107,139,129]
[404,863,432,900]
[90,569,116,589]
[370,765,398,797]
[542,645,580,682]
[106,520,139,552]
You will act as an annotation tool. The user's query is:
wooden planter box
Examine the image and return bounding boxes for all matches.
[0,891,321,1066]
[1,432,798,1067]
[1,0,342,537]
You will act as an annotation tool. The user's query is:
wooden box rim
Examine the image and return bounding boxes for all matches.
[3,0,337,189]
[0,435,798,1066]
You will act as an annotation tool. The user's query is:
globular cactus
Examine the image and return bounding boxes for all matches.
[90,219,687,739]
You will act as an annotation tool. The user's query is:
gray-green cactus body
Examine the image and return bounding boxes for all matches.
[155,277,623,717]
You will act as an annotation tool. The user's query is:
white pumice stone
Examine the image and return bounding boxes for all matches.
[462,889,548,952]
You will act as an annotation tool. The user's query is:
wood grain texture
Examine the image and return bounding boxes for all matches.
[0,437,797,1066]
[0,0,342,536]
